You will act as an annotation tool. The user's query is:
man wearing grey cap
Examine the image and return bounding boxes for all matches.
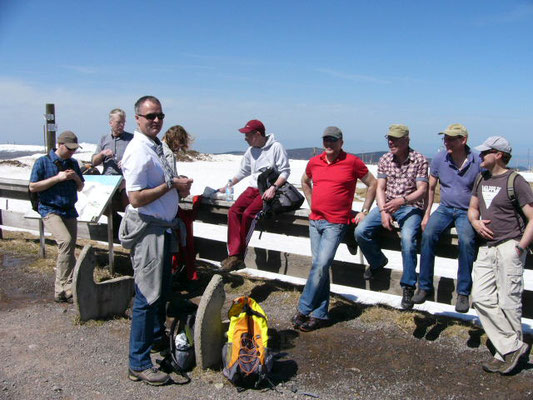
[468,136,533,374]
[355,124,428,310]
[413,124,481,313]
[292,126,377,331]
[29,131,85,303]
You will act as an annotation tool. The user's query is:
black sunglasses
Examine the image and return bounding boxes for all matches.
[323,136,340,142]
[137,113,165,121]
[480,149,498,157]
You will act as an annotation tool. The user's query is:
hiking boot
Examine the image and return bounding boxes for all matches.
[291,311,309,329]
[401,287,415,310]
[363,257,388,280]
[299,317,328,332]
[412,289,432,304]
[500,343,530,374]
[128,367,170,385]
[455,294,470,313]
[54,292,73,304]
[482,357,504,373]
[220,255,245,271]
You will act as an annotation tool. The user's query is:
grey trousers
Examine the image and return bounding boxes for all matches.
[472,240,526,360]
[43,213,77,297]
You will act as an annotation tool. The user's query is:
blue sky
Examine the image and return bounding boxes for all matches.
[1,0,532,166]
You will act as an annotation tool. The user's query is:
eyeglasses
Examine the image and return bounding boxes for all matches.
[385,135,405,142]
[480,150,498,157]
[137,113,165,121]
[323,136,340,142]
[442,135,463,142]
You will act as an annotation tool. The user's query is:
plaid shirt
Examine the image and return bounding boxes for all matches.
[29,150,84,218]
[377,148,428,210]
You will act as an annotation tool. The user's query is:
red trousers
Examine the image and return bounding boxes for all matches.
[227,187,264,257]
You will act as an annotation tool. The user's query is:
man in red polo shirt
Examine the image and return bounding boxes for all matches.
[292,126,377,331]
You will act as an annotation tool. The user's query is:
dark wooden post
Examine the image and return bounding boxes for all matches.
[45,104,56,153]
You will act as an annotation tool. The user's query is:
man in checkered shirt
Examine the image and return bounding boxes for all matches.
[355,124,428,309]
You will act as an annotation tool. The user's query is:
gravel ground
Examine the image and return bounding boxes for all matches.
[1,238,533,400]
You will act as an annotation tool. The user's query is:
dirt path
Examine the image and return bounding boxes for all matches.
[1,238,533,400]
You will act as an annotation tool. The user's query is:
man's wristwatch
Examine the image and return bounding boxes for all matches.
[361,209,369,215]
[516,244,526,255]
[272,184,279,190]
[166,179,174,190]
[402,196,408,205]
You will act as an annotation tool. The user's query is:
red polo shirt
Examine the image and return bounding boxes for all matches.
[306,151,369,224]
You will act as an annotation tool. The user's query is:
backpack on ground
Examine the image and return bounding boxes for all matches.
[159,305,196,384]
[257,167,305,217]
[222,296,273,390]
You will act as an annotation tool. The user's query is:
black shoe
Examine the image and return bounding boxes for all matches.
[291,311,308,329]
[412,289,432,304]
[363,257,388,280]
[299,317,328,332]
[500,343,530,374]
[455,294,470,313]
[401,287,415,310]
[54,292,73,304]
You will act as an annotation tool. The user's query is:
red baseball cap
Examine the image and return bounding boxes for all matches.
[238,119,265,135]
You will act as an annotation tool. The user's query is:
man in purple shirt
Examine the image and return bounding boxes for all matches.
[412,124,481,313]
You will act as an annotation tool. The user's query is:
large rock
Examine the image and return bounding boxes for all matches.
[194,274,226,369]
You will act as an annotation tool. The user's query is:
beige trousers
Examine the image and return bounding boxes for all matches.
[472,240,526,360]
[43,214,78,297]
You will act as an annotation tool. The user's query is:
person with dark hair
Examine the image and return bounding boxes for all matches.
[468,136,533,375]
[355,124,428,310]
[292,126,376,332]
[29,131,85,303]
[219,119,290,271]
[413,124,481,313]
[120,95,192,385]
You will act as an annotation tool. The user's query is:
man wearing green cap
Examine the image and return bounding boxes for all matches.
[413,124,481,313]
[355,124,428,310]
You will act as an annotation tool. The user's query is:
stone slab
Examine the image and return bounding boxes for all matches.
[72,244,134,322]
[194,274,225,369]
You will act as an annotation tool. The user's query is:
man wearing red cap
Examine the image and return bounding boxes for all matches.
[219,119,290,271]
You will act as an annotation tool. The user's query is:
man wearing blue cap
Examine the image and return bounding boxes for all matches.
[468,136,533,375]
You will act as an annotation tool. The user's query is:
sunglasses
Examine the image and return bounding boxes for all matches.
[137,113,165,121]
[385,135,406,142]
[480,150,498,157]
[323,136,340,142]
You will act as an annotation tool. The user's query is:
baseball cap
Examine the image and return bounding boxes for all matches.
[322,126,343,140]
[388,124,409,138]
[439,123,468,137]
[238,119,265,135]
[57,130,81,150]
[475,136,512,154]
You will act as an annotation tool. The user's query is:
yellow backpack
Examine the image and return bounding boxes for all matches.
[222,296,273,389]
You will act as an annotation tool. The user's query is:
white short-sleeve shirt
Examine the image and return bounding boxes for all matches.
[121,130,179,221]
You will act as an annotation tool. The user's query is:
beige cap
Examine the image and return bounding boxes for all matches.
[439,123,468,137]
[388,124,409,138]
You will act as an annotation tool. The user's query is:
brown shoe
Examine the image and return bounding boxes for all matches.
[500,343,530,374]
[220,255,244,271]
[128,367,170,386]
[482,357,504,373]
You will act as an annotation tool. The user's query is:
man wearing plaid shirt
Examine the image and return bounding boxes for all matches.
[29,131,85,303]
[355,124,428,309]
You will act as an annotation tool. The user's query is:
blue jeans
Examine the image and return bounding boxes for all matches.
[354,206,423,288]
[298,219,347,320]
[418,205,476,295]
[129,232,172,371]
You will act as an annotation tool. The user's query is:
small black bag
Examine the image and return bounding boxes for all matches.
[257,168,304,217]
